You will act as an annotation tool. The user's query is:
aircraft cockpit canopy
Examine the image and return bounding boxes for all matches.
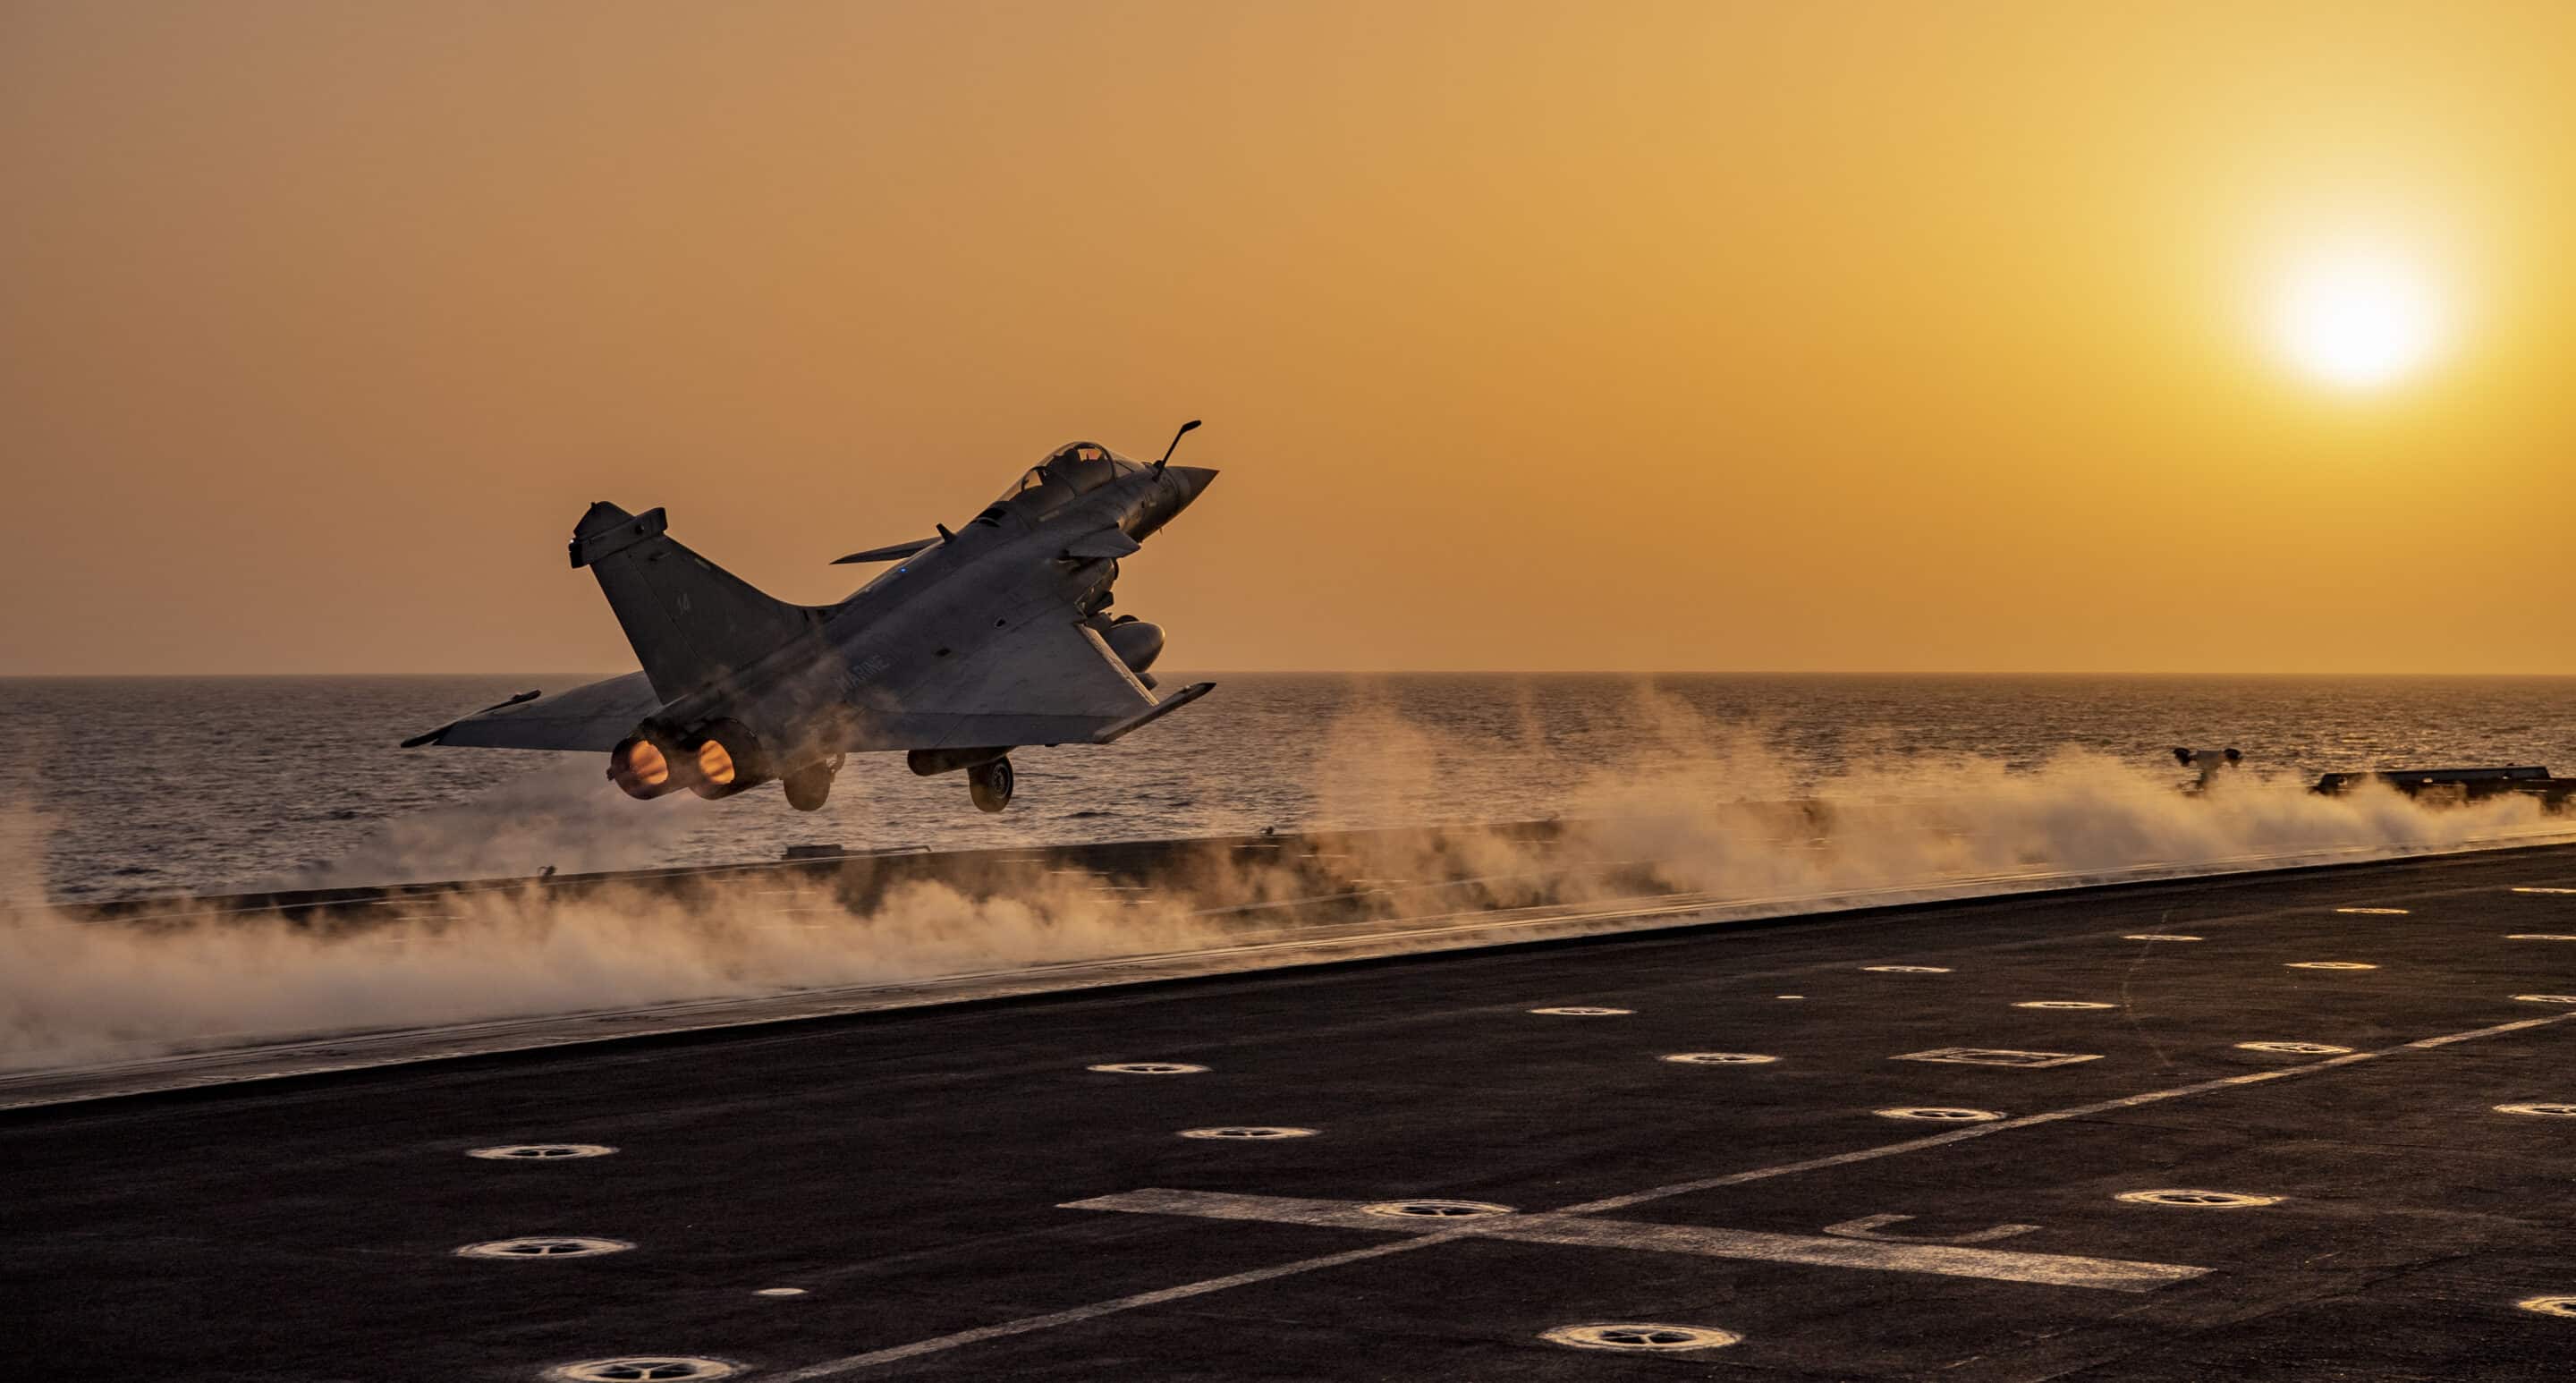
[991,442,1140,512]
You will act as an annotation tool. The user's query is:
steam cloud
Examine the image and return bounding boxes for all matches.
[4,690,2567,1072]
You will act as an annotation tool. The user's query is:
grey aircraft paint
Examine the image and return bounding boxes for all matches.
[403,428,1220,813]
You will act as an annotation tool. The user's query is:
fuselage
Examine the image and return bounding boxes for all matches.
[649,451,1216,767]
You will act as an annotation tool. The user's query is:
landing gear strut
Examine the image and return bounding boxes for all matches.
[782,756,841,812]
[967,756,1015,813]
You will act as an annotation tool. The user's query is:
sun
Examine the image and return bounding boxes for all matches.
[2270,249,2446,391]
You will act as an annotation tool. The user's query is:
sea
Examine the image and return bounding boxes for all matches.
[5,674,2573,903]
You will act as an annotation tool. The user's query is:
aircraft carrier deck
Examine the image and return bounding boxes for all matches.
[8,836,2576,1380]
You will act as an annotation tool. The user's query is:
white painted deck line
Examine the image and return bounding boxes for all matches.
[1062,1188,2207,1291]
[770,1010,2573,1377]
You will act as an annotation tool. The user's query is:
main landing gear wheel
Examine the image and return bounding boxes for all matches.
[782,759,837,812]
[968,756,1015,813]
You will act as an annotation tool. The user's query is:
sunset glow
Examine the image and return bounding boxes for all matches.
[2274,250,2447,390]
[2,2,2572,675]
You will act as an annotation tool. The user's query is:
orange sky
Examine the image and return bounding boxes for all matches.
[3,1,2571,675]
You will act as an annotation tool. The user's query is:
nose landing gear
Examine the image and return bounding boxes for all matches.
[967,756,1015,813]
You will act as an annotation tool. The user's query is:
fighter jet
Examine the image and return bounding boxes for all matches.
[402,425,1220,813]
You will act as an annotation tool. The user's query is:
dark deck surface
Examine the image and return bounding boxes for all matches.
[9,844,2576,1381]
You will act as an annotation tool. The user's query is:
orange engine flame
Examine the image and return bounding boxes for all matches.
[621,739,669,788]
[696,739,736,785]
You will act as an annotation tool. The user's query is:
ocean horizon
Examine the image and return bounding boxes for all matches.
[5,672,2571,903]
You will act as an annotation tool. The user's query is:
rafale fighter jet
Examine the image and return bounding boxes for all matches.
[403,425,1219,814]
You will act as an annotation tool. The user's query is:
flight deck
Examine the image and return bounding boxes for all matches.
[7,840,2576,1380]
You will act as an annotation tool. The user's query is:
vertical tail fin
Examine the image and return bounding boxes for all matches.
[570,502,821,701]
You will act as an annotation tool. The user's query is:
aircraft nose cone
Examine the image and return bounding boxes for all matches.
[1167,465,1218,507]
[1131,465,1218,542]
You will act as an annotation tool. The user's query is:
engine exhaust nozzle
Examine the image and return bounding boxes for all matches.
[608,734,695,800]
